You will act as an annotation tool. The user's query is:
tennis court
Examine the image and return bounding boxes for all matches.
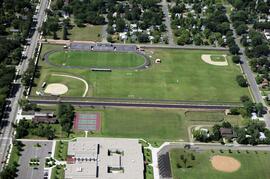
[73,113,101,131]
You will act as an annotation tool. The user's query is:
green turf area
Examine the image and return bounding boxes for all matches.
[8,145,21,165]
[34,44,250,102]
[100,108,187,141]
[54,141,68,161]
[145,165,154,179]
[185,111,224,122]
[67,25,102,41]
[210,55,226,62]
[48,50,145,68]
[51,165,65,179]
[170,149,270,179]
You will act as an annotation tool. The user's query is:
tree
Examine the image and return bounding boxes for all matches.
[232,55,240,63]
[138,33,149,43]
[229,44,240,55]
[236,24,248,35]
[236,75,248,87]
[107,35,113,43]
[15,120,29,139]
[18,99,37,111]
[57,104,75,134]
[62,25,68,40]
[115,18,126,32]
[255,103,264,117]
[240,95,250,103]
[212,124,221,141]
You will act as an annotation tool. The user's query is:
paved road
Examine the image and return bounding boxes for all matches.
[29,98,239,109]
[0,0,49,171]
[160,0,174,45]
[225,12,270,128]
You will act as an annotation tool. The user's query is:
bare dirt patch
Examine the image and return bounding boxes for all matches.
[201,54,228,66]
[44,83,68,95]
[210,155,241,173]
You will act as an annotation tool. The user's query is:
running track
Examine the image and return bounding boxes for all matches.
[29,99,239,110]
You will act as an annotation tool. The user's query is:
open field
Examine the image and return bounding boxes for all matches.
[75,107,245,143]
[185,111,225,122]
[67,25,102,41]
[33,44,250,102]
[170,149,270,179]
[48,50,145,68]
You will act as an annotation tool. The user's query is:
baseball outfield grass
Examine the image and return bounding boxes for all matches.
[33,44,250,102]
[48,50,146,68]
[170,149,270,179]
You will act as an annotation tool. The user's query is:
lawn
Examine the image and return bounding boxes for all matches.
[170,149,270,179]
[48,50,145,68]
[54,141,68,161]
[210,55,226,62]
[100,108,187,141]
[51,165,65,179]
[34,45,250,102]
[67,25,102,42]
[185,111,225,122]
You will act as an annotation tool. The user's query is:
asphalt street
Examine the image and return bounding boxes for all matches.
[160,0,174,45]
[226,14,270,128]
[0,0,49,171]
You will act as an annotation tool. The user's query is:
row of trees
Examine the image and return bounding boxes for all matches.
[193,120,270,145]
[15,103,75,139]
[229,0,270,88]
[0,0,35,118]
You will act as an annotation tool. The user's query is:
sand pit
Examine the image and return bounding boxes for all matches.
[211,155,241,173]
[201,54,228,66]
[44,83,68,95]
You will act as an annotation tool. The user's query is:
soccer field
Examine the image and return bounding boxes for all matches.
[170,149,270,179]
[34,44,250,102]
[48,50,146,68]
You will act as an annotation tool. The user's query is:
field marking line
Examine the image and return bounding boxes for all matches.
[51,74,89,97]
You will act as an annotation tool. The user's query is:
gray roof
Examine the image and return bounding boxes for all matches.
[65,137,144,179]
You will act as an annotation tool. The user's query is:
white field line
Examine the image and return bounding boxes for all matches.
[51,74,89,97]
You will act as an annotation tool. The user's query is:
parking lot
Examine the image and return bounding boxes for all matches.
[17,141,53,179]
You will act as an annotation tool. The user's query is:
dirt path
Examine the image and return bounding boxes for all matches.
[51,74,89,97]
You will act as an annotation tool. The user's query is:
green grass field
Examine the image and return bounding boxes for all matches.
[74,107,245,143]
[67,25,102,41]
[48,50,145,68]
[34,44,250,102]
[170,149,270,179]
[185,111,224,122]
[210,55,226,62]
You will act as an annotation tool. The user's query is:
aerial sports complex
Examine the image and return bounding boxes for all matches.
[30,42,250,105]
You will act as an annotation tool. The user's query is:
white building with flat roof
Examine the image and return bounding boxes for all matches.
[65,137,144,179]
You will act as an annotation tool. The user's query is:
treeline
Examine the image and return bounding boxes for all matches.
[0,0,35,118]
[229,0,270,88]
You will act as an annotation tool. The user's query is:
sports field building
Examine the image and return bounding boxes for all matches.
[65,137,144,179]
